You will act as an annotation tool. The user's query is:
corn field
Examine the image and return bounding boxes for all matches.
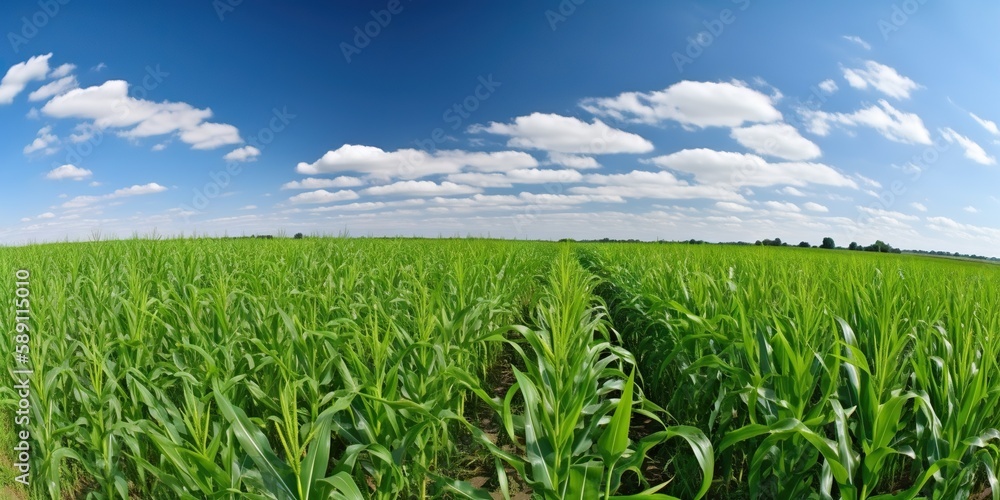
[0,238,998,498]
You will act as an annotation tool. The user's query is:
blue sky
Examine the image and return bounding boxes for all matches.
[2,1,1000,256]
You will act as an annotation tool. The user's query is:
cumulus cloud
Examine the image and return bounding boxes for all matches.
[803,202,830,212]
[223,145,261,162]
[647,148,858,189]
[800,100,931,145]
[62,182,167,208]
[28,75,78,101]
[49,63,75,78]
[23,125,59,155]
[715,201,754,212]
[296,144,539,179]
[764,201,801,212]
[0,53,52,104]
[941,127,996,165]
[547,152,600,169]
[444,173,513,188]
[281,176,365,190]
[910,202,927,212]
[841,61,920,99]
[362,181,482,197]
[46,164,93,180]
[730,123,821,160]
[964,205,979,213]
[470,112,653,154]
[449,168,581,186]
[580,80,782,127]
[41,80,242,150]
[287,189,360,205]
[780,187,807,197]
[818,79,838,93]
[925,216,1000,242]
[569,170,745,201]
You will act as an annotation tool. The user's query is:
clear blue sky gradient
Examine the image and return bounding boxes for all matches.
[2,1,998,255]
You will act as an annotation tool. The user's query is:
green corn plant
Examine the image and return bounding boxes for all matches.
[452,247,713,499]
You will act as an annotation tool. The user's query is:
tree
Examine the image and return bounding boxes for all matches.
[294,232,304,239]
[798,241,811,248]
[821,237,836,249]
[848,242,859,251]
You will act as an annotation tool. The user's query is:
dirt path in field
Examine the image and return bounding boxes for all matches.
[0,454,28,500]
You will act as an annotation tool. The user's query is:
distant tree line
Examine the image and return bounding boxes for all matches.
[566,236,997,262]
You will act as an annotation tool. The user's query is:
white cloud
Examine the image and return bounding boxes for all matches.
[853,174,882,189]
[28,75,78,101]
[179,122,242,150]
[964,206,979,213]
[569,170,745,201]
[281,176,365,190]
[287,189,360,205]
[818,79,838,93]
[444,173,512,188]
[46,164,93,180]
[969,112,1000,136]
[241,205,257,210]
[940,128,996,165]
[730,123,821,160]
[580,80,782,127]
[715,201,754,212]
[547,152,600,169]
[23,125,59,155]
[151,143,167,151]
[925,217,1000,243]
[223,145,261,162]
[803,202,829,213]
[647,148,858,189]
[842,35,872,50]
[801,100,931,145]
[91,63,107,72]
[62,182,167,208]
[89,181,101,187]
[37,212,55,219]
[505,168,583,184]
[446,168,582,186]
[841,61,920,99]
[41,80,242,150]
[857,206,920,222]
[296,145,538,179]
[0,53,52,104]
[49,63,75,79]
[362,181,482,197]
[910,202,927,212]
[764,201,801,212]
[471,112,653,154]
[780,186,806,197]
[518,192,624,205]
